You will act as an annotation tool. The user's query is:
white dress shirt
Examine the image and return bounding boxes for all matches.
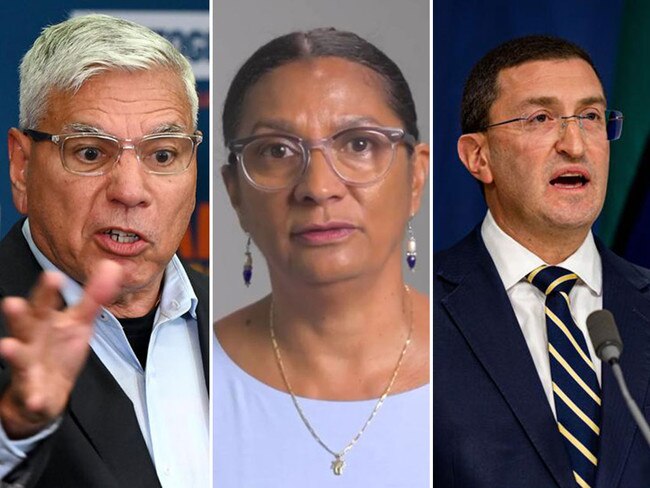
[481,211,603,418]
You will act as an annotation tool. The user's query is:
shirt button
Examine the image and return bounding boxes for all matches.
[163,466,171,476]
[100,313,108,321]
[170,300,179,310]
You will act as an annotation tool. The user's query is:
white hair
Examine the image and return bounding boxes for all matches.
[19,14,198,129]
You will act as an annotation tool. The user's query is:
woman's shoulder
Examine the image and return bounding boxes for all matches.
[409,285,429,341]
[214,295,269,339]
[397,285,430,390]
[213,295,278,386]
[410,286,429,311]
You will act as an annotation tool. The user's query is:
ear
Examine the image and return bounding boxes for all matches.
[221,163,247,231]
[8,128,32,215]
[409,142,430,215]
[457,132,493,184]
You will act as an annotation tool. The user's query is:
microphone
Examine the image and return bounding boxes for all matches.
[587,310,623,362]
[587,310,650,447]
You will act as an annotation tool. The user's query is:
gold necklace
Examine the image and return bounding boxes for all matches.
[269,285,413,476]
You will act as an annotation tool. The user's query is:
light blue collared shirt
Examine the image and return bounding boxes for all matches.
[0,220,208,487]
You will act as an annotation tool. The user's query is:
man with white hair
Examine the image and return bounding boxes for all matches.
[0,14,208,487]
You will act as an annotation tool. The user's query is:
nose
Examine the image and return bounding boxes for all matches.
[292,146,347,204]
[555,116,586,159]
[105,147,151,207]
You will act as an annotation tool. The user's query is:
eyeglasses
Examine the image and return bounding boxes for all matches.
[482,109,623,141]
[24,129,203,176]
[227,126,416,191]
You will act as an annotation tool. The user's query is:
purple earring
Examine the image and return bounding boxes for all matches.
[406,219,416,271]
[243,235,253,287]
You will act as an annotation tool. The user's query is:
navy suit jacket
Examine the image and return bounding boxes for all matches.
[434,227,650,488]
[0,221,210,487]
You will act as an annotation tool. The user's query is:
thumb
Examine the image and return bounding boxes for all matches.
[73,260,123,323]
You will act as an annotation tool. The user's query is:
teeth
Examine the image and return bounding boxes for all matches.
[104,229,140,244]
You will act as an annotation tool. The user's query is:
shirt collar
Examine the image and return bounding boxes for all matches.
[21,218,197,320]
[480,210,602,295]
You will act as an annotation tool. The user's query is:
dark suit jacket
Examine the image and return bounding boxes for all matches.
[434,227,650,488]
[0,221,209,487]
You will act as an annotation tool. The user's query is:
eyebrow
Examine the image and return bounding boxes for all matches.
[61,122,188,136]
[516,95,607,111]
[150,123,188,134]
[248,116,385,136]
[62,123,102,134]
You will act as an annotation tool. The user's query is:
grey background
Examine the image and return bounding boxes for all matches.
[213,0,430,317]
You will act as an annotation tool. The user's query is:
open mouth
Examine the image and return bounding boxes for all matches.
[103,229,141,244]
[550,173,589,189]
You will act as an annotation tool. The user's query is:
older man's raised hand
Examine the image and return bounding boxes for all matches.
[0,260,123,439]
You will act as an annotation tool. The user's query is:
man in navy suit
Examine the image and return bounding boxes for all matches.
[434,36,650,487]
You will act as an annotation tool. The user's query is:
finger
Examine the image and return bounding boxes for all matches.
[0,337,31,370]
[1,297,36,341]
[72,260,123,323]
[29,271,64,318]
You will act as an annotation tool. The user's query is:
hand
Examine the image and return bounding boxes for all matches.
[0,260,123,439]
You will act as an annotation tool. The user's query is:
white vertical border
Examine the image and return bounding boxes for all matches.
[428,0,434,486]
[208,0,214,486]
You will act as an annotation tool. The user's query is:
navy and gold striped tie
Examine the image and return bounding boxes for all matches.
[527,265,600,488]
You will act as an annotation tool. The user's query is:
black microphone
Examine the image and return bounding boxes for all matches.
[587,310,650,447]
[587,310,623,362]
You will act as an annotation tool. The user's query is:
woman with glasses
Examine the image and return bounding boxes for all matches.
[213,28,429,486]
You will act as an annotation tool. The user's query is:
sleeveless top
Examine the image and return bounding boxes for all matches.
[213,337,430,487]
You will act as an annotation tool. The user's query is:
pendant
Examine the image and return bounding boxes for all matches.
[331,456,345,475]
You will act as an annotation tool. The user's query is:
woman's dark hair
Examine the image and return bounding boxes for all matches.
[222,27,419,154]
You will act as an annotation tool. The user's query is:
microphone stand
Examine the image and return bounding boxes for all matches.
[608,359,650,447]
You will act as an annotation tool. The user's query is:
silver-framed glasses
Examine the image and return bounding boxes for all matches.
[24,129,203,176]
[228,126,416,191]
[482,109,623,141]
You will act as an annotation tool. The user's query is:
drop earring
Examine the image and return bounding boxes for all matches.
[406,219,416,271]
[243,235,253,287]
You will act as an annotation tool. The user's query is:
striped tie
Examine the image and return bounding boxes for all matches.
[527,265,600,488]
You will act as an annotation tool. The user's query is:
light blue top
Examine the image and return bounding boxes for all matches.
[213,336,430,487]
[0,219,209,487]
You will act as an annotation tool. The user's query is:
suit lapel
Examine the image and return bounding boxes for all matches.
[196,287,209,389]
[0,220,42,301]
[438,229,575,488]
[68,353,161,487]
[185,265,209,390]
[595,246,650,488]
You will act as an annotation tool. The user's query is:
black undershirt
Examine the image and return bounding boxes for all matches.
[118,307,157,369]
